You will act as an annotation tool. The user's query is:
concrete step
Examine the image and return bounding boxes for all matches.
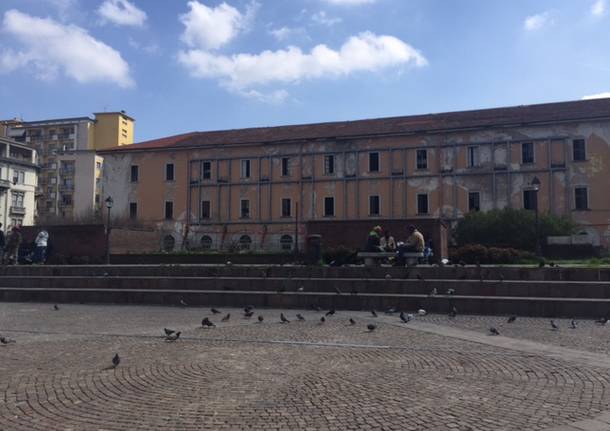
[0,264,608,282]
[0,287,607,318]
[1,275,610,299]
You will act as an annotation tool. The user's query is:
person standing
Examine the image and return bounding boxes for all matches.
[5,226,22,265]
[0,223,5,264]
[33,229,49,264]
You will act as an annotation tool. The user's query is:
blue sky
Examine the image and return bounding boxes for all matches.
[0,0,609,142]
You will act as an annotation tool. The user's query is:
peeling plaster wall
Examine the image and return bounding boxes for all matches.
[101,117,610,252]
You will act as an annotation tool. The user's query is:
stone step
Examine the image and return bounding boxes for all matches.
[0,264,608,282]
[0,287,608,317]
[0,275,609,299]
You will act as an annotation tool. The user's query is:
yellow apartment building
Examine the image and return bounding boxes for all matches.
[99,99,610,255]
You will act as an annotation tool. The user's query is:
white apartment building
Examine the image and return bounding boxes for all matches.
[0,137,39,227]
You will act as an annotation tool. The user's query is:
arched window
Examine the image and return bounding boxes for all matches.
[201,235,213,250]
[280,235,293,251]
[239,235,252,251]
[162,235,175,252]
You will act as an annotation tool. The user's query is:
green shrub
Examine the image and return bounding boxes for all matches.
[454,208,576,251]
[450,244,535,264]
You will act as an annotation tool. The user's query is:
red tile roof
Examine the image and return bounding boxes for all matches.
[99,98,610,153]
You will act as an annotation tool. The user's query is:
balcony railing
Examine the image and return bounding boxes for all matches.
[0,179,11,189]
[10,206,26,215]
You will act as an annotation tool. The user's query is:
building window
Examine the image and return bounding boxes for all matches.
[162,235,175,252]
[416,150,428,170]
[166,163,174,181]
[96,161,102,169]
[10,218,22,228]
[281,198,291,217]
[369,152,380,172]
[12,170,25,185]
[523,190,537,210]
[417,194,429,214]
[324,197,335,217]
[129,202,137,220]
[201,200,211,219]
[239,235,252,251]
[11,191,24,207]
[281,157,290,176]
[574,187,589,210]
[165,201,173,220]
[573,139,586,161]
[324,155,335,175]
[240,159,251,179]
[522,142,534,164]
[240,199,250,218]
[468,192,480,212]
[61,194,72,206]
[95,194,100,204]
[467,146,479,168]
[369,195,380,216]
[280,235,293,251]
[130,165,139,182]
[202,161,212,180]
[201,235,213,250]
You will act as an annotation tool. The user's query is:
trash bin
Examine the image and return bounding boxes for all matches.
[305,234,322,265]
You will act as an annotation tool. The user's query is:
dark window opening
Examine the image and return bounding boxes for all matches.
[281,157,290,176]
[281,198,291,217]
[201,200,211,219]
[129,202,137,220]
[416,150,428,170]
[165,201,173,220]
[522,142,534,164]
[324,197,334,217]
[369,195,380,216]
[324,155,335,175]
[417,194,429,214]
[573,139,586,161]
[468,192,480,212]
[575,187,589,210]
[369,152,379,172]
[130,165,139,182]
[523,190,537,211]
[241,200,250,218]
[202,161,212,180]
[166,163,174,181]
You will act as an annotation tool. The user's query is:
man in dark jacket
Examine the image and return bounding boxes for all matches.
[0,223,5,264]
[5,226,22,265]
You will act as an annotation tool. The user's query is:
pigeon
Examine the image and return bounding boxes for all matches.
[334,286,342,295]
[296,314,305,321]
[399,311,411,323]
[550,320,559,330]
[221,313,231,322]
[449,306,457,318]
[385,307,397,314]
[507,315,517,323]
[243,310,254,318]
[280,313,290,323]
[385,274,392,279]
[325,309,336,317]
[257,315,264,323]
[446,288,455,295]
[349,318,356,325]
[371,310,378,317]
[53,304,59,311]
[314,306,322,312]
[201,317,215,327]
[179,298,188,307]
[428,288,437,296]
[244,306,253,313]
[319,316,326,324]
[112,353,120,368]
[226,260,232,266]
[164,328,176,336]
[211,308,221,314]
[595,317,608,325]
[297,286,304,292]
[571,319,577,329]
[367,323,377,332]
[165,331,181,341]
[489,327,500,336]
[0,336,15,345]
[417,309,427,316]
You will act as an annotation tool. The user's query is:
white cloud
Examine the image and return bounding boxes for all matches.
[311,11,342,26]
[592,0,606,16]
[178,31,427,90]
[0,9,133,87]
[237,88,289,104]
[322,0,376,5]
[524,12,552,31]
[180,1,258,50]
[128,37,159,55]
[269,26,308,42]
[97,0,147,27]
[582,92,610,100]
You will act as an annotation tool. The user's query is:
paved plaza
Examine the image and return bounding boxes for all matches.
[2,303,610,430]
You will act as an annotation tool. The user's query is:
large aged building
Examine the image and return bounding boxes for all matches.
[99,99,610,255]
[0,137,39,227]
[1,112,134,221]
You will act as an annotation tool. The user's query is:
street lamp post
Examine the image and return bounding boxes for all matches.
[105,196,113,265]
[531,177,542,257]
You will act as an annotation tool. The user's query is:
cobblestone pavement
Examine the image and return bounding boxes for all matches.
[2,303,610,430]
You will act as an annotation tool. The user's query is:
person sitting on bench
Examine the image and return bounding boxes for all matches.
[396,225,425,265]
[365,225,384,252]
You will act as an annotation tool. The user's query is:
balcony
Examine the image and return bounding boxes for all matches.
[60,169,75,176]
[10,206,26,215]
[59,184,74,192]
[0,179,11,189]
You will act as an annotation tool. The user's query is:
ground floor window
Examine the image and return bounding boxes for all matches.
[201,235,213,250]
[163,235,175,252]
[280,235,293,251]
[239,235,252,250]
